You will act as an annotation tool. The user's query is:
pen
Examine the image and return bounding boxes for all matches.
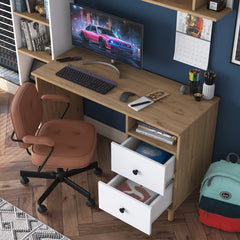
[56,57,82,62]
[130,100,151,107]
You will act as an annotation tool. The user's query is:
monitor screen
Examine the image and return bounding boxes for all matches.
[70,3,143,69]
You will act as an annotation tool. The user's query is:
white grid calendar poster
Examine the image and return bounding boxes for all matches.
[174,12,213,70]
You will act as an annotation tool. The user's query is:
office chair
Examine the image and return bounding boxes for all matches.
[10,82,101,213]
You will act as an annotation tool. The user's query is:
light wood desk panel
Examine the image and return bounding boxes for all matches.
[32,47,219,221]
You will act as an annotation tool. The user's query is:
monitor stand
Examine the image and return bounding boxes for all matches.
[82,59,120,78]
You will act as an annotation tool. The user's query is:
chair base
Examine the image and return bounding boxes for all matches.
[20,162,101,213]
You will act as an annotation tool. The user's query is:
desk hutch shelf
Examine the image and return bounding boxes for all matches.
[10,0,74,85]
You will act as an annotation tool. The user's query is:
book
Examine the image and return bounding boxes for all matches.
[136,127,176,145]
[116,179,158,204]
[135,142,172,164]
[25,0,36,13]
[19,18,27,48]
[137,121,175,139]
[14,0,27,12]
[27,21,49,51]
[44,0,49,19]
[20,19,33,51]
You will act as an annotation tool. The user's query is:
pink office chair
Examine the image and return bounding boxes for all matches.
[10,82,101,213]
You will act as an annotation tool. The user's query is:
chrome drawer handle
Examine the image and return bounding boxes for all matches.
[119,208,125,213]
[132,169,138,175]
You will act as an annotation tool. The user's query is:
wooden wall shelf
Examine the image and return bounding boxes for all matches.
[141,0,232,21]
[18,48,52,63]
[13,11,49,27]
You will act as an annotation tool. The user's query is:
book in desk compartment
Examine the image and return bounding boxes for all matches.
[116,179,158,205]
[137,121,177,145]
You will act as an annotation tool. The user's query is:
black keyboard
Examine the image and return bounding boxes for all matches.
[56,64,117,95]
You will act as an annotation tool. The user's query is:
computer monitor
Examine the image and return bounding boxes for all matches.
[70,3,143,72]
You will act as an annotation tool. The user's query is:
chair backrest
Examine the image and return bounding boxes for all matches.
[10,82,43,149]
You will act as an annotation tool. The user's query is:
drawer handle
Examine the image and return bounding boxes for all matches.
[119,208,125,213]
[132,169,138,175]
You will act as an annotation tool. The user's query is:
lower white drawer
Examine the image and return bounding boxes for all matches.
[98,175,173,235]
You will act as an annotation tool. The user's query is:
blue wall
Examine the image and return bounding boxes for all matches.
[76,0,240,162]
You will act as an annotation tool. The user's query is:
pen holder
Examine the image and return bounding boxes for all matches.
[202,83,215,100]
[189,81,199,95]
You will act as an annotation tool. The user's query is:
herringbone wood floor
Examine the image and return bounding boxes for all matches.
[0,88,240,240]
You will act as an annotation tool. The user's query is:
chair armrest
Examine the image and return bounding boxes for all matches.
[22,135,55,147]
[41,94,70,103]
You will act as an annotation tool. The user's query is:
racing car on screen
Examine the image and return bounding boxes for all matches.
[79,24,133,54]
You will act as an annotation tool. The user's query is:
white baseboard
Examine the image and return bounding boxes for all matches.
[84,115,125,143]
[0,78,19,95]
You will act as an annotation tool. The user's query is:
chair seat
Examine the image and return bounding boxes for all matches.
[32,119,96,169]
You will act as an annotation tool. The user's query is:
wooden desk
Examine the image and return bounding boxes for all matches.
[32,47,219,221]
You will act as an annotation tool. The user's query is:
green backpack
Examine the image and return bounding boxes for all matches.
[200,153,240,206]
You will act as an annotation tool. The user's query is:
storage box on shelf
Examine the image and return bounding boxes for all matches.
[141,0,231,21]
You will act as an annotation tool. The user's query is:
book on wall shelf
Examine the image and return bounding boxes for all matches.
[27,21,50,51]
[20,18,50,53]
[116,179,158,205]
[20,19,33,51]
[136,121,177,145]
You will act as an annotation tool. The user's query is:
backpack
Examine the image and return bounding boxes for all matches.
[199,153,240,232]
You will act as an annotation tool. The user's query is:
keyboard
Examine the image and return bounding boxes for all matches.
[56,64,117,94]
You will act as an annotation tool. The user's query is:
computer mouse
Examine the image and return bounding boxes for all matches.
[119,91,135,102]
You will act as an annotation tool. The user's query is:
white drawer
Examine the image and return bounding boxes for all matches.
[111,137,175,195]
[98,175,173,235]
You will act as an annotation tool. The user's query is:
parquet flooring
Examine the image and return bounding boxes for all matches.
[0,88,239,240]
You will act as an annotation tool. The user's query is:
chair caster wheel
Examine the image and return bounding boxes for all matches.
[38,204,47,213]
[20,176,29,185]
[94,167,102,176]
[86,198,95,207]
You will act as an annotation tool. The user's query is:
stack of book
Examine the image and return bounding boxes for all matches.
[20,18,50,52]
[116,179,158,204]
[136,121,177,145]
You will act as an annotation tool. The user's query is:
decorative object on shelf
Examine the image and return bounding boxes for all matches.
[14,0,27,12]
[35,2,45,16]
[202,70,216,100]
[25,0,36,13]
[231,1,240,66]
[208,0,226,12]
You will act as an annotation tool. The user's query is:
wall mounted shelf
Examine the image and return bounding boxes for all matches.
[141,0,232,21]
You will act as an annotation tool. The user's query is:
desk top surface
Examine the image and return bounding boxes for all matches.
[32,47,219,136]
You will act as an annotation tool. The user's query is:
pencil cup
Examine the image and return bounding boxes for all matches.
[202,83,215,100]
[189,81,199,95]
